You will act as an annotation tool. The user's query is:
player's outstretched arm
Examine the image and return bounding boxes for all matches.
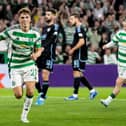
[0,31,8,41]
[102,41,116,50]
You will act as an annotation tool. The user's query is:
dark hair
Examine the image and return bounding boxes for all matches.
[122,18,126,22]
[46,8,57,15]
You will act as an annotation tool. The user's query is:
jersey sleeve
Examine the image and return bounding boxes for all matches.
[76,26,86,39]
[35,37,42,48]
[111,31,120,44]
[0,29,9,40]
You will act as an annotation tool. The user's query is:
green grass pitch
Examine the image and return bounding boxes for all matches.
[0,87,126,126]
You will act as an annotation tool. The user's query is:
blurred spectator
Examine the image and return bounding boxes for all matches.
[64,21,74,45]
[87,27,101,49]
[34,15,45,32]
[56,10,67,52]
[10,13,19,25]
[103,48,117,64]
[104,13,120,34]
[85,9,94,27]
[11,0,25,14]
[93,1,105,20]
[36,0,43,7]
[4,4,13,23]
[55,45,64,64]
[107,5,116,14]
[32,7,42,26]
[113,0,124,11]
[0,19,6,32]
[0,19,8,63]
[81,15,89,29]
[0,4,4,19]
[116,4,125,20]
[63,44,72,64]
[99,32,109,58]
[87,44,101,64]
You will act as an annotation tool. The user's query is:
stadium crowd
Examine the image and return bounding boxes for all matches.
[0,0,125,65]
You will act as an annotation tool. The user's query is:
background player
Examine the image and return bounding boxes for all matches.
[65,12,97,100]
[35,8,60,105]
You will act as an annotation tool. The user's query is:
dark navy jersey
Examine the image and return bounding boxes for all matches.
[72,25,87,61]
[40,23,59,59]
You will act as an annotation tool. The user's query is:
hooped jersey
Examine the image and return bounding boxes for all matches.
[0,24,41,69]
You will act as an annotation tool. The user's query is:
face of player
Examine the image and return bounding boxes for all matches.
[69,16,76,26]
[122,21,126,31]
[45,11,54,23]
[18,13,31,32]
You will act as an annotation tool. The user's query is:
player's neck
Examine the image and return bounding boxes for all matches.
[21,28,30,32]
[20,25,30,32]
[47,20,54,26]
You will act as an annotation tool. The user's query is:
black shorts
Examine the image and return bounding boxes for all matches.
[72,59,86,72]
[36,57,53,72]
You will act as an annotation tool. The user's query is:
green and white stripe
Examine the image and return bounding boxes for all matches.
[87,51,100,64]
[0,24,41,69]
[112,30,126,67]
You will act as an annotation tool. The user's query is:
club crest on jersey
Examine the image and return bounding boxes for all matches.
[78,33,83,37]
[54,31,58,35]
[16,37,19,40]
[47,28,51,32]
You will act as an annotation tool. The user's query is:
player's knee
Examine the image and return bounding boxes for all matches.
[42,75,49,80]
[42,70,49,80]
[27,90,34,96]
[116,78,124,86]
[14,93,22,99]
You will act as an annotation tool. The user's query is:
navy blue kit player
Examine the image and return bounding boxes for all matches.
[65,13,97,100]
[35,8,59,105]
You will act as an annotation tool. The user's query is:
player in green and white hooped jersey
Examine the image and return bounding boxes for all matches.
[0,8,43,123]
[100,19,126,107]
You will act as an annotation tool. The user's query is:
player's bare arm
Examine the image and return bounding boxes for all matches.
[31,47,44,61]
[69,38,84,55]
[102,41,116,50]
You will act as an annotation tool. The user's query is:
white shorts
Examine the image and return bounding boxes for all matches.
[118,66,126,79]
[10,65,38,88]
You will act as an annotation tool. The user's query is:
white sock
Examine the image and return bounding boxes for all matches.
[106,96,113,104]
[90,89,95,93]
[39,92,43,95]
[21,96,33,119]
[73,94,78,98]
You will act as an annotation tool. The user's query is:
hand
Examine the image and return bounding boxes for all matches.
[68,49,74,56]
[102,45,107,50]
[31,53,39,61]
[31,47,44,60]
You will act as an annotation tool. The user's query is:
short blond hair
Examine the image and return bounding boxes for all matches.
[18,7,31,17]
